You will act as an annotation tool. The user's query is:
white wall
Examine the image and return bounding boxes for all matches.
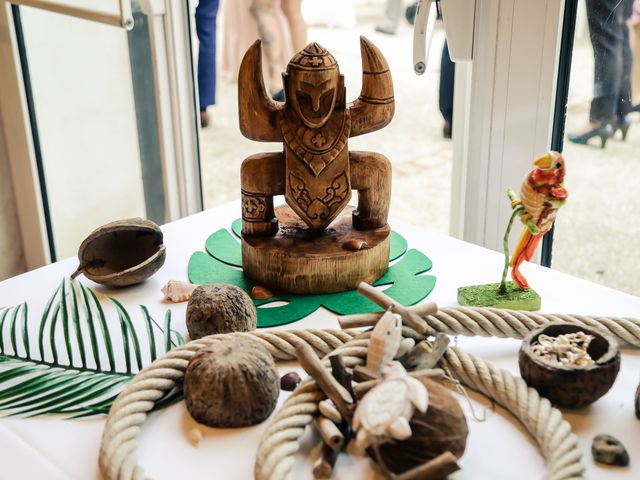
[0,115,26,281]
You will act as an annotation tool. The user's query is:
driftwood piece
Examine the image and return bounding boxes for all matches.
[318,399,342,424]
[356,283,430,334]
[394,451,461,480]
[399,334,450,371]
[296,344,353,418]
[313,441,340,478]
[329,354,354,398]
[315,416,345,449]
[337,302,438,329]
[355,369,445,399]
[396,338,416,358]
[366,310,402,375]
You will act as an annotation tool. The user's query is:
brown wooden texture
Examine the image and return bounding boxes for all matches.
[238,37,393,236]
[242,206,390,294]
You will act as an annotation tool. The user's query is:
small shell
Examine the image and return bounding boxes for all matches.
[187,427,203,446]
[251,286,273,300]
[366,311,402,375]
[162,280,197,302]
[342,239,368,251]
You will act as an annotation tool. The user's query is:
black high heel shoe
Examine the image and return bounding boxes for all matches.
[568,124,613,148]
[613,117,631,141]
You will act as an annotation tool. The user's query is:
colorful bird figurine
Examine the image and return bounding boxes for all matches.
[353,361,429,450]
[509,151,568,289]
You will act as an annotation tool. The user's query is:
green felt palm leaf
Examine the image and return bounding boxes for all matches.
[0,279,184,417]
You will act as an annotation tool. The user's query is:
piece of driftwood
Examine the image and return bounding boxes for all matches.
[296,343,354,418]
[519,323,620,409]
[356,283,429,334]
[394,451,461,480]
[366,310,402,375]
[318,399,342,424]
[239,37,394,294]
[355,369,445,399]
[71,217,166,287]
[316,416,345,449]
[396,338,416,358]
[184,337,279,428]
[329,354,354,398]
[313,441,340,478]
[337,302,438,329]
[399,334,450,371]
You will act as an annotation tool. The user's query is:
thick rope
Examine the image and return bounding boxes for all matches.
[99,309,640,480]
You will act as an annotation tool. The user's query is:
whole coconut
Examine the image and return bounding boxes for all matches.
[184,337,279,428]
[186,284,257,339]
[368,378,468,474]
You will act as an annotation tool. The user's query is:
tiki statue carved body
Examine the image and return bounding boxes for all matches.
[239,37,394,236]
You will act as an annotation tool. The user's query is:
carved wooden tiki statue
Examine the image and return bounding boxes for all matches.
[239,37,394,237]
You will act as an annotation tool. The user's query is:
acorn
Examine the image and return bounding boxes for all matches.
[71,218,165,287]
[519,323,620,409]
[368,378,468,474]
[184,336,280,428]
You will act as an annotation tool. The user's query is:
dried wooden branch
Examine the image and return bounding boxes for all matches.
[315,415,344,449]
[329,354,354,397]
[313,441,340,478]
[357,283,429,334]
[318,399,342,424]
[296,343,353,418]
[355,369,446,399]
[396,338,416,358]
[394,451,460,480]
[399,334,450,371]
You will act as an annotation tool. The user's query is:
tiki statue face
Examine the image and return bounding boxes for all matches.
[285,43,340,129]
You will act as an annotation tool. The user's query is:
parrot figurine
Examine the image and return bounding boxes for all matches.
[509,151,568,289]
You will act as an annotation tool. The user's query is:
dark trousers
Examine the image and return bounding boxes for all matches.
[195,0,220,111]
[586,0,633,123]
[439,41,455,124]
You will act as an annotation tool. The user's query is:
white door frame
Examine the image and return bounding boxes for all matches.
[451,0,565,254]
[0,0,201,268]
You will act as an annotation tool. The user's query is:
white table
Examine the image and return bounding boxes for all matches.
[1,201,638,480]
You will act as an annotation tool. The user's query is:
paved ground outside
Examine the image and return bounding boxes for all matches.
[200,4,640,297]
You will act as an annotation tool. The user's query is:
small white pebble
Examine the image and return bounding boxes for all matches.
[187,427,203,446]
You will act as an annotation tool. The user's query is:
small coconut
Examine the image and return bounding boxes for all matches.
[184,336,279,428]
[367,377,468,474]
[519,323,620,409]
[71,218,165,287]
[186,284,257,339]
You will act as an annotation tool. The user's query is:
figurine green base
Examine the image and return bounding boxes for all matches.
[457,282,541,311]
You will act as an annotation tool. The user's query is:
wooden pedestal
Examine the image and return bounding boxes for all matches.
[242,206,390,295]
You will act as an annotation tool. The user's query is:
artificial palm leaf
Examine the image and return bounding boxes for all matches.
[0,279,184,417]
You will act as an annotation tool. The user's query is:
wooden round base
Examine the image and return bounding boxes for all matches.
[242,206,390,295]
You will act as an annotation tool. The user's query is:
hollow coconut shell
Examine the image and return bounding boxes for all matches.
[519,323,620,409]
[368,377,468,474]
[71,218,166,287]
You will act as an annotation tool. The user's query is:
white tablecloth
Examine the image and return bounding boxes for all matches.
[0,201,638,480]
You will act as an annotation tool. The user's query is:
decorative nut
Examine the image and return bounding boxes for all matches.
[280,371,302,391]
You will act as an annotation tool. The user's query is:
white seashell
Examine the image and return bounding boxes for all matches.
[187,427,203,446]
[366,310,402,375]
[161,280,197,302]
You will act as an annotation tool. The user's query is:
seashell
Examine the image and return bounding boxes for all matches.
[161,280,197,302]
[366,310,402,375]
[187,427,203,446]
[251,285,273,300]
[71,217,165,287]
[342,239,368,251]
[591,434,629,466]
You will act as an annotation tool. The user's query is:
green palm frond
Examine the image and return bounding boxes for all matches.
[0,279,184,417]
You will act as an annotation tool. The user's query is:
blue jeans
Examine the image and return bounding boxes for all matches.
[195,0,220,110]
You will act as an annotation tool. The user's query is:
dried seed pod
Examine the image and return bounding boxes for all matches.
[368,377,468,474]
[519,323,620,409]
[71,218,165,287]
[280,371,302,391]
[161,280,197,302]
[186,284,257,339]
[184,336,279,428]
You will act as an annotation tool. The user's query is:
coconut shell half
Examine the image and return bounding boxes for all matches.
[71,218,166,287]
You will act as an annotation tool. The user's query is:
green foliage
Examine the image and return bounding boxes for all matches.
[0,279,184,417]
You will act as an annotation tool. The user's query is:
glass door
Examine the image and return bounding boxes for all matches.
[1,0,201,263]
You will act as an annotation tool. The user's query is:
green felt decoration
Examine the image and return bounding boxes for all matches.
[188,220,436,327]
[457,282,541,311]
